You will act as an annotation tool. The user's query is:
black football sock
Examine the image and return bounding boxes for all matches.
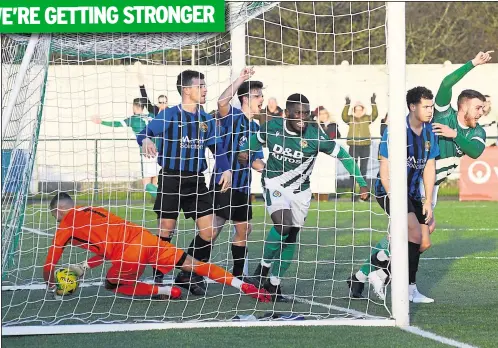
[231,244,247,278]
[408,242,421,284]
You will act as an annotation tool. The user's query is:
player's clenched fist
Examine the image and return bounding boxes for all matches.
[237,151,249,165]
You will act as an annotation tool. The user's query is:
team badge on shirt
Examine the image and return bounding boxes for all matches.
[200,122,208,132]
[425,141,431,152]
[300,139,308,148]
[273,190,282,197]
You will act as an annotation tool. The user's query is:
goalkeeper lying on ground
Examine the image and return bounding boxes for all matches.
[43,192,271,302]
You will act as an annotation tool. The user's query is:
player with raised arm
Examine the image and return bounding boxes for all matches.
[420,51,490,243]
[238,93,369,301]
[136,70,232,296]
[92,97,160,198]
[135,61,168,115]
[348,87,439,303]
[212,67,266,279]
[44,193,270,302]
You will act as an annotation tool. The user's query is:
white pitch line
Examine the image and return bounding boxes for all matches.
[403,325,478,348]
[283,295,387,320]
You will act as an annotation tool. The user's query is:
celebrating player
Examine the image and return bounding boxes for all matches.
[136,70,232,296]
[212,67,266,278]
[44,193,270,302]
[348,87,439,303]
[92,97,160,198]
[420,51,490,242]
[135,61,168,115]
[238,93,369,301]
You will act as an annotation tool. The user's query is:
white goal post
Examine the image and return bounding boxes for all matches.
[1,2,408,335]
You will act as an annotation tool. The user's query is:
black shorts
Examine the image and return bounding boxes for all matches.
[154,170,213,220]
[376,195,427,225]
[211,184,252,222]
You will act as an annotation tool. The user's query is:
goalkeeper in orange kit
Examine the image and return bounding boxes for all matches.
[44,192,271,302]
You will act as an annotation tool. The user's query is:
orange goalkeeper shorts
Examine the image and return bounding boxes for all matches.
[106,230,186,284]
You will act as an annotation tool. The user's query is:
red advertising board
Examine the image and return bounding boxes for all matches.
[459,147,498,201]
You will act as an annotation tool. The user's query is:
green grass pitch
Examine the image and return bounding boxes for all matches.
[2,199,497,347]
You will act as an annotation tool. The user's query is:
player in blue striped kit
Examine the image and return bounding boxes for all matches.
[211,67,266,278]
[349,86,440,303]
[136,70,232,295]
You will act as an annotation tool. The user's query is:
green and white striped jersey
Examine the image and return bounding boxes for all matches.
[255,118,341,192]
[433,105,486,185]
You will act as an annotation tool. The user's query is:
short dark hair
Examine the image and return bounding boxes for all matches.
[50,192,73,210]
[237,81,264,106]
[133,97,147,109]
[286,93,310,111]
[406,86,434,108]
[158,95,167,100]
[484,94,490,98]
[457,89,486,108]
[176,70,205,95]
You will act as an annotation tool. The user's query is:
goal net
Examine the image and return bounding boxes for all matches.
[2,2,407,334]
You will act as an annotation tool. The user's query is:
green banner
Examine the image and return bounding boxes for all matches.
[0,0,225,33]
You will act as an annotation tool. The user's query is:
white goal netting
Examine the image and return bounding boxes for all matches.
[1,1,394,332]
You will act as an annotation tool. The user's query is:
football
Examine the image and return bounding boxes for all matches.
[54,268,79,296]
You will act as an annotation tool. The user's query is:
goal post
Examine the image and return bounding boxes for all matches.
[386,1,409,327]
[1,1,409,335]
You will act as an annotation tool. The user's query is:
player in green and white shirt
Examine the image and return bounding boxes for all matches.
[238,93,368,301]
[419,51,491,245]
[92,97,161,198]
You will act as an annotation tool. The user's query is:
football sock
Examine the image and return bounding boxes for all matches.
[187,234,212,263]
[274,242,296,278]
[231,244,247,278]
[408,242,421,284]
[263,227,285,264]
[114,282,159,296]
[145,183,158,198]
[359,236,390,277]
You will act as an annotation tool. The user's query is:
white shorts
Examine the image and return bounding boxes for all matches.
[419,182,440,210]
[263,178,312,227]
[141,155,161,178]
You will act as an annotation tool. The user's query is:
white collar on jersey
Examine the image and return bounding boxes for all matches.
[457,118,469,129]
[284,119,298,135]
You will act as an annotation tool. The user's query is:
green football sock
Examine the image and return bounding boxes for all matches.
[263,227,286,264]
[359,236,390,276]
[145,183,158,198]
[274,242,297,278]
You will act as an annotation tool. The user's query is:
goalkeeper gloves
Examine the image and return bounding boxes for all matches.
[68,261,90,278]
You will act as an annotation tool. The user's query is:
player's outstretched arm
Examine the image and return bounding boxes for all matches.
[435,51,493,110]
[238,133,264,166]
[218,67,255,117]
[336,147,369,200]
[135,61,157,115]
[92,114,133,128]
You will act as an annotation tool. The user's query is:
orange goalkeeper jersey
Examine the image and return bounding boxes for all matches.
[43,206,146,277]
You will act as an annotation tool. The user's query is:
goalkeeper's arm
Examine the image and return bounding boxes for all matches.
[69,255,105,278]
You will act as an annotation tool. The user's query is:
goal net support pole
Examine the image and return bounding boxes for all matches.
[386,2,410,327]
[1,34,40,137]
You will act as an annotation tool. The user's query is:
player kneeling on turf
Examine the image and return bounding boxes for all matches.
[44,192,271,303]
